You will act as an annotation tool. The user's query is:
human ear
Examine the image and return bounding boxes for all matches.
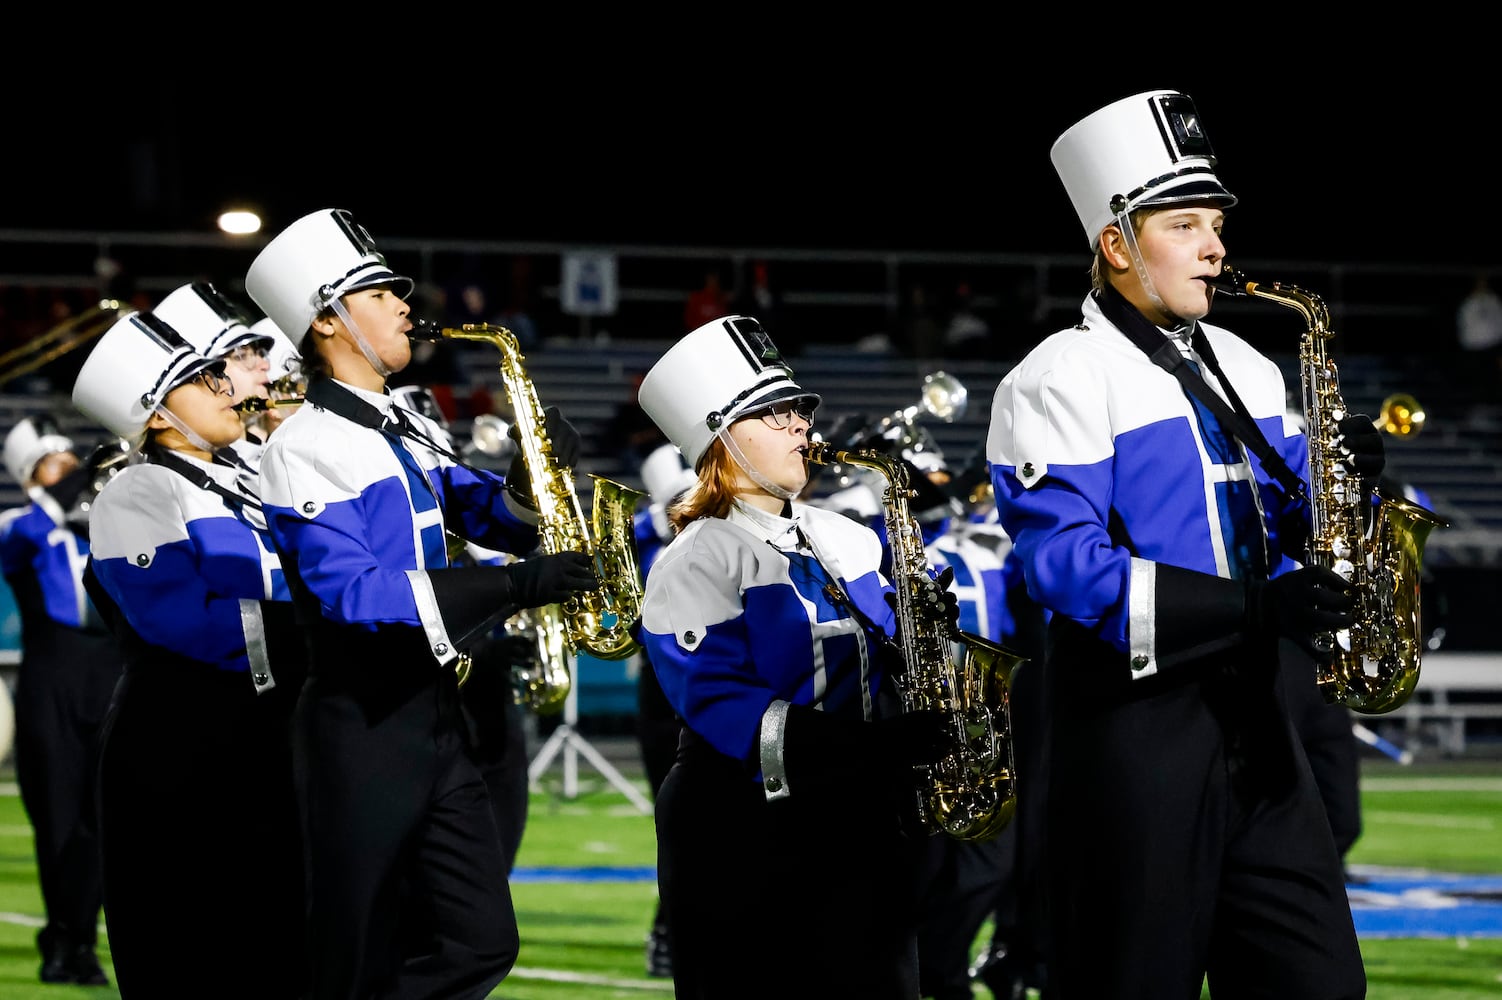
[1099,223,1132,271]
[310,312,338,338]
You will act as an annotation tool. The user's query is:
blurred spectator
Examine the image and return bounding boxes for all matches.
[682,265,730,334]
[600,370,669,472]
[1456,271,1502,399]
[894,281,944,361]
[942,281,991,358]
[730,260,784,337]
[495,255,541,352]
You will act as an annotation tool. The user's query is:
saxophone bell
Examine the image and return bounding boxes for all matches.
[429,323,646,663]
[1227,268,1446,713]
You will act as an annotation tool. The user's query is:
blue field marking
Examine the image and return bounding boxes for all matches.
[512,866,657,883]
[1348,870,1502,938]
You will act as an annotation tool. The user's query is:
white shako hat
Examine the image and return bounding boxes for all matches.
[4,416,74,485]
[154,281,268,359]
[1051,90,1238,250]
[639,442,696,503]
[72,311,224,439]
[638,315,820,470]
[251,316,302,382]
[243,208,414,350]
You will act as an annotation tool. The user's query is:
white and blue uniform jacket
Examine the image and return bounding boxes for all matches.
[257,380,540,669]
[986,294,1309,679]
[928,521,1010,644]
[640,499,896,766]
[89,457,286,676]
[0,488,95,630]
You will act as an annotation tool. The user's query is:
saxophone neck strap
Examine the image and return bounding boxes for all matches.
[1095,288,1308,500]
[149,446,261,513]
[305,378,467,467]
[785,524,897,655]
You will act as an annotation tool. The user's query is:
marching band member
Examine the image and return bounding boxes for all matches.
[985,91,1373,998]
[0,417,118,986]
[251,314,305,438]
[631,441,697,979]
[636,315,953,998]
[389,383,533,875]
[245,208,597,1000]
[73,310,309,999]
[154,281,278,477]
[807,431,1028,1000]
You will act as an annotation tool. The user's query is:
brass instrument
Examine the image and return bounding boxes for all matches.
[418,323,646,662]
[1376,393,1425,438]
[0,298,128,387]
[815,370,969,497]
[1211,266,1447,714]
[807,440,1024,841]
[510,601,572,715]
[231,369,308,413]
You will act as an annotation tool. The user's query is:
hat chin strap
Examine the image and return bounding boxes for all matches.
[153,405,216,454]
[716,426,798,502]
[1116,210,1176,322]
[330,297,392,379]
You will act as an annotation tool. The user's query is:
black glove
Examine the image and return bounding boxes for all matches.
[1244,565,1356,660]
[870,709,952,769]
[781,703,950,793]
[1335,414,1385,484]
[499,551,598,609]
[507,406,582,490]
[883,566,959,633]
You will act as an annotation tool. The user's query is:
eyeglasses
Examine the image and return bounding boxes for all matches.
[754,401,814,430]
[187,367,231,397]
[225,344,269,366]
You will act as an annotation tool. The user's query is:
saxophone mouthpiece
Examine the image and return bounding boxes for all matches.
[1209,264,1251,296]
[408,318,445,342]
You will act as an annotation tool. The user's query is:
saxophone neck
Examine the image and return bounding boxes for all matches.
[409,319,519,352]
[1210,265,1329,332]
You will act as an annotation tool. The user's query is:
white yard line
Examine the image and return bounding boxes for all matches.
[1362,811,1495,830]
[1362,777,1502,792]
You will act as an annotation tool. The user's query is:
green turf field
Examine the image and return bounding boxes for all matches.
[0,757,1497,999]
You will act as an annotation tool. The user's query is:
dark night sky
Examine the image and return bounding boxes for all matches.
[9,67,1492,270]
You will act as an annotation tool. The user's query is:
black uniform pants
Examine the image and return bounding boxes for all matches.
[657,729,921,1000]
[1043,667,1366,1000]
[636,655,682,937]
[1278,641,1361,859]
[294,669,518,1000]
[13,627,118,949]
[98,660,306,999]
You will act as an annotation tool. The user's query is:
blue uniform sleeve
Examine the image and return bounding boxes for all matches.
[989,357,1132,650]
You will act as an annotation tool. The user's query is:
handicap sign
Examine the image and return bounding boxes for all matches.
[560,252,618,317]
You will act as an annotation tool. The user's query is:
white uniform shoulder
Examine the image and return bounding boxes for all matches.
[258,404,389,507]
[87,463,208,559]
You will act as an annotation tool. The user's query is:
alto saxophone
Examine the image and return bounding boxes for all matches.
[807,441,1024,841]
[420,323,646,662]
[1211,266,1447,713]
[510,600,573,715]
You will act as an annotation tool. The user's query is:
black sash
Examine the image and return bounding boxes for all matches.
[304,379,466,464]
[151,447,261,513]
[1095,287,1308,502]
